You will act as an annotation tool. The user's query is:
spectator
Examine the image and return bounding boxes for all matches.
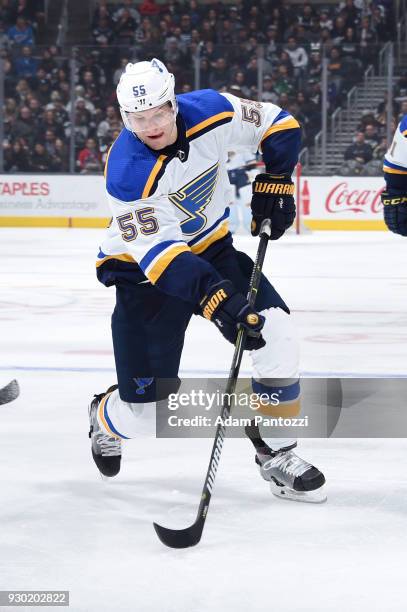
[93,16,114,46]
[371,6,391,42]
[229,70,250,98]
[209,57,230,90]
[54,138,69,172]
[44,128,57,156]
[92,0,113,28]
[261,75,278,104]
[373,137,388,159]
[4,97,18,128]
[29,142,55,172]
[78,138,102,174]
[341,27,358,60]
[0,18,9,49]
[359,16,376,65]
[319,11,333,31]
[331,16,346,44]
[139,0,160,17]
[308,48,322,80]
[244,57,260,89]
[34,68,52,104]
[284,37,308,79]
[113,57,129,86]
[164,36,185,66]
[28,96,42,121]
[11,106,37,144]
[14,45,38,79]
[114,8,138,45]
[113,0,140,24]
[274,65,295,97]
[0,0,16,27]
[265,25,279,61]
[298,4,314,30]
[5,139,30,172]
[344,132,373,164]
[135,16,154,47]
[3,57,17,97]
[363,123,380,148]
[339,0,360,29]
[197,57,211,89]
[15,0,43,24]
[7,16,34,46]
[39,109,65,139]
[398,100,407,122]
[327,47,343,92]
[97,105,120,142]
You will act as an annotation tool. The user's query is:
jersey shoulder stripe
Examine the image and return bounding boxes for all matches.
[399,114,407,136]
[178,89,234,141]
[261,109,300,143]
[105,129,168,202]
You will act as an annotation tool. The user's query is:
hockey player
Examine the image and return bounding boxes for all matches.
[89,58,325,502]
[382,114,407,236]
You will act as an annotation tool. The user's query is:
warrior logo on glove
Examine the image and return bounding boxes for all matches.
[251,174,296,240]
[200,280,266,351]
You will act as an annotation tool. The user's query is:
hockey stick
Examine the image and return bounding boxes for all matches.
[153,219,272,548]
[0,380,20,405]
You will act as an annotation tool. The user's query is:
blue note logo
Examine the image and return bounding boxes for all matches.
[133,377,154,395]
[169,162,219,235]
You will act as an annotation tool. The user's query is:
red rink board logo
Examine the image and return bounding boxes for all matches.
[325,182,384,214]
[0,182,50,197]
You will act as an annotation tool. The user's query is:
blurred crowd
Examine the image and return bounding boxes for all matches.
[341,72,407,175]
[0,0,396,173]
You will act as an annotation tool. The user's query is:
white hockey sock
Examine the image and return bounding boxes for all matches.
[251,307,300,453]
[97,389,156,439]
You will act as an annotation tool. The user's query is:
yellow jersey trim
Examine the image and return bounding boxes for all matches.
[186,111,235,138]
[383,165,407,175]
[142,154,168,199]
[96,253,136,268]
[104,145,113,178]
[261,118,300,143]
[190,220,229,255]
[147,244,190,283]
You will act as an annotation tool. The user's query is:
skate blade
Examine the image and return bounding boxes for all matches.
[269,481,327,504]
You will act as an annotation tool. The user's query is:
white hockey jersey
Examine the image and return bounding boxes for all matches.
[383,114,407,192]
[97,89,300,303]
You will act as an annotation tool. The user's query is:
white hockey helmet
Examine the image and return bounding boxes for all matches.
[116,58,177,132]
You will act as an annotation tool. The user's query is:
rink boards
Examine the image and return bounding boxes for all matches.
[0,174,387,230]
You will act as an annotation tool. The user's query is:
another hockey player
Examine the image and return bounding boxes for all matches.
[382,114,407,235]
[89,59,325,502]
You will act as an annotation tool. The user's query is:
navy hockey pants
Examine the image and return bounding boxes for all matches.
[97,240,289,403]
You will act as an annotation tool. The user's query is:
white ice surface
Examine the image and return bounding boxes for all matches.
[1,228,407,612]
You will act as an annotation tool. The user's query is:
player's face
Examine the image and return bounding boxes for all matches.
[127,103,177,149]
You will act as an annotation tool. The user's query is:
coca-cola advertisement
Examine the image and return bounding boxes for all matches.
[299,176,386,229]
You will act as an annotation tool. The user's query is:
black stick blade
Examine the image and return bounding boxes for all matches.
[153,518,204,549]
[0,380,20,405]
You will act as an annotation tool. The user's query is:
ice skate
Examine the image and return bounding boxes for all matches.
[88,385,122,478]
[255,443,326,503]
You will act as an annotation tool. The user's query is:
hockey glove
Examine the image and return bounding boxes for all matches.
[251,174,296,240]
[200,280,266,351]
[381,191,407,236]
